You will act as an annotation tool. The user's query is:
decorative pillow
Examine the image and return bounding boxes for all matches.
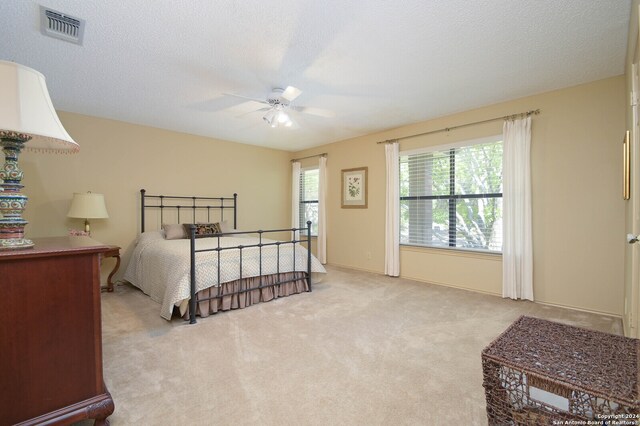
[184,222,222,236]
[163,223,187,240]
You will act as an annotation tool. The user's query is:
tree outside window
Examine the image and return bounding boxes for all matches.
[400,138,503,252]
[300,168,319,236]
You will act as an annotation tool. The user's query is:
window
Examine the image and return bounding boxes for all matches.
[299,167,319,236]
[399,136,503,252]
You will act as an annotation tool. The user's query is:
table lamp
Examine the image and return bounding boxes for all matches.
[67,192,109,234]
[0,60,79,250]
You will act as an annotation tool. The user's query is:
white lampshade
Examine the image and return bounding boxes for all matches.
[0,60,79,153]
[67,192,109,219]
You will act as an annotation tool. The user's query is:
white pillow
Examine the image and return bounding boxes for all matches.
[219,220,234,233]
[162,223,187,240]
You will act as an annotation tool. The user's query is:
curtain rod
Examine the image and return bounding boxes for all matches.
[291,152,327,162]
[376,109,541,144]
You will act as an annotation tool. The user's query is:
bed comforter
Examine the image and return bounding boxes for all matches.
[123,231,326,319]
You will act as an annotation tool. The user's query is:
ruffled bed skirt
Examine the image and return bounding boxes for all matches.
[182,272,309,319]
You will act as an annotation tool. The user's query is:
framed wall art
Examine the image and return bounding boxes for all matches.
[341,167,368,208]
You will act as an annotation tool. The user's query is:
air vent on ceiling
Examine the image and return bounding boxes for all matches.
[39,5,85,45]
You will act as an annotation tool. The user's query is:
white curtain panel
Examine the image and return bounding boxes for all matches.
[502,116,533,300]
[385,142,400,277]
[318,156,327,264]
[291,161,301,240]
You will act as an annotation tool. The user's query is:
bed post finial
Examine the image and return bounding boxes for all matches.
[233,193,238,230]
[140,189,146,233]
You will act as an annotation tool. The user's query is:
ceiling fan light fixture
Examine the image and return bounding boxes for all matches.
[276,110,290,124]
[263,107,293,128]
[263,109,276,126]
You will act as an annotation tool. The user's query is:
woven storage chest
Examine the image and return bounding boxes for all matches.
[481,316,639,425]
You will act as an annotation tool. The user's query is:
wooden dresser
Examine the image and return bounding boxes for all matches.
[0,237,114,425]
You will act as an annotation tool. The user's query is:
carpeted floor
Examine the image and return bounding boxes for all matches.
[95,265,621,425]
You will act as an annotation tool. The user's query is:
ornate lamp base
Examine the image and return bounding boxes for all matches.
[0,131,33,250]
[0,237,34,250]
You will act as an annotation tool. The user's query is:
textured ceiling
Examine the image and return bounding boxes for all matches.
[0,0,632,151]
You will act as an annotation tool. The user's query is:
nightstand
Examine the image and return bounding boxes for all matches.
[102,245,121,292]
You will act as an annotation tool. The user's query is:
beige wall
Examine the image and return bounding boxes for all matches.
[294,76,627,316]
[20,112,292,281]
[15,77,626,316]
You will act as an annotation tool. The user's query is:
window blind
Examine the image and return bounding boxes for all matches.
[399,138,503,251]
[299,168,319,236]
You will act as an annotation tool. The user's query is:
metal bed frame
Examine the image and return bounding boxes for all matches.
[140,189,313,324]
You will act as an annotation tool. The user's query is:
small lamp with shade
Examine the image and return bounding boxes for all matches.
[67,192,109,234]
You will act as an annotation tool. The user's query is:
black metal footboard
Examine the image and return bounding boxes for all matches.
[187,221,313,324]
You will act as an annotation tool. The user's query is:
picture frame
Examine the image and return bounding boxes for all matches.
[624,130,630,200]
[341,167,368,208]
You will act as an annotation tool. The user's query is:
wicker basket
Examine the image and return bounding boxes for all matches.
[482,316,639,425]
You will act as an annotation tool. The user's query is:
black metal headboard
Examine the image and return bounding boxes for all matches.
[140,189,237,233]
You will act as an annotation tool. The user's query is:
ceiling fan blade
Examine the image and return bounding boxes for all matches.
[223,93,270,104]
[281,86,302,102]
[287,115,300,129]
[227,100,271,115]
[291,106,335,118]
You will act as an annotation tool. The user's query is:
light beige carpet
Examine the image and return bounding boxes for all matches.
[95,266,621,425]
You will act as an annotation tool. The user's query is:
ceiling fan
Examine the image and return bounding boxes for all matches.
[224,86,334,128]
